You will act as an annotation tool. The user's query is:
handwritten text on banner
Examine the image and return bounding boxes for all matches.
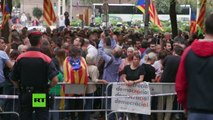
[111,82,151,115]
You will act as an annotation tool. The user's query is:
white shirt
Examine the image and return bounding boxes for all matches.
[86,65,99,94]
[59,17,65,27]
[20,14,27,22]
[152,60,163,77]
[87,44,98,56]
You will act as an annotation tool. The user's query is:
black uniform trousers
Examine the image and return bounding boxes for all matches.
[18,89,49,120]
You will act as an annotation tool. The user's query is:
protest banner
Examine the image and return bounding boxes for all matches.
[111,82,151,115]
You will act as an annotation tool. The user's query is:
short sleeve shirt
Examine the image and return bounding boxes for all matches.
[142,63,156,82]
[124,65,145,81]
[9,48,58,89]
[0,51,10,83]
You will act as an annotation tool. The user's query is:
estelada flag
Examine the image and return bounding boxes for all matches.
[190,10,197,34]
[1,0,10,29]
[63,57,88,85]
[136,0,164,31]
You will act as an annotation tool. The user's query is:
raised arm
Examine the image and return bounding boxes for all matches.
[98,39,112,64]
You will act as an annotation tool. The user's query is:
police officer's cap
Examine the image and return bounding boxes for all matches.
[28,31,42,42]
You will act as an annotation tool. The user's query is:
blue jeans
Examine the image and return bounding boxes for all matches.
[188,112,213,120]
[64,95,84,120]
[49,99,60,120]
[0,82,5,107]
[84,93,94,120]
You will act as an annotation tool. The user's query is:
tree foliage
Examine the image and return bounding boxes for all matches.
[33,7,43,20]
[155,0,170,13]
[80,0,102,4]
[155,0,181,14]
[13,0,20,8]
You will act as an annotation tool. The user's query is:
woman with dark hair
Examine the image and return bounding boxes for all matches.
[123,54,145,86]
[40,45,64,120]
[63,45,88,120]
[123,54,145,119]
[51,37,63,54]
[40,44,53,58]
[49,49,66,120]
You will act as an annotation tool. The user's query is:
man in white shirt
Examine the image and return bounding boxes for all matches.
[83,39,98,56]
[58,16,65,27]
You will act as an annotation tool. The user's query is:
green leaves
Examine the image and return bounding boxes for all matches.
[155,0,170,14]
[13,0,20,8]
[71,19,82,26]
[33,7,42,20]
[80,0,101,4]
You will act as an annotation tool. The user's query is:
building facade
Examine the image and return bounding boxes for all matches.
[20,0,137,24]
[20,0,65,19]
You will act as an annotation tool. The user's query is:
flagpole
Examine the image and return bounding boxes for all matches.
[70,0,73,22]
[57,0,60,17]
[62,0,66,16]
[144,0,150,39]
[196,0,200,21]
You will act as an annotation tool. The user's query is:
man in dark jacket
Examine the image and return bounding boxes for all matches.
[176,13,213,120]
[10,31,58,120]
[157,45,183,120]
[64,11,70,27]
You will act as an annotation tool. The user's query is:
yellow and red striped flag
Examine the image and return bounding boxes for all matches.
[43,0,57,25]
[190,10,197,34]
[197,0,206,30]
[136,0,164,31]
[1,0,10,29]
[149,0,164,31]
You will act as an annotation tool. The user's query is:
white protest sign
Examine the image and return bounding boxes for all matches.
[111,82,151,115]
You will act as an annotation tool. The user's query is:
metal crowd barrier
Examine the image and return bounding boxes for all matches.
[105,82,184,120]
[0,82,184,120]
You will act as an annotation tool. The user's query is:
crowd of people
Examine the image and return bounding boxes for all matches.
[0,12,211,120]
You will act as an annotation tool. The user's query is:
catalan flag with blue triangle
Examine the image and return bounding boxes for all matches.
[136,0,146,13]
[136,0,164,31]
[190,10,197,34]
[1,0,10,29]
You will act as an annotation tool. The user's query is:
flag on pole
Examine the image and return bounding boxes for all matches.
[136,0,146,13]
[1,0,10,28]
[197,0,206,30]
[136,0,164,31]
[43,0,57,25]
[190,10,197,34]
